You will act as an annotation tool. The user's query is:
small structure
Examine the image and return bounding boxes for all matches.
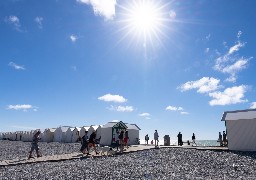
[53,126,71,142]
[80,126,90,138]
[88,125,99,137]
[65,127,75,143]
[221,109,256,151]
[125,123,141,145]
[42,128,56,142]
[100,121,140,146]
[71,127,81,143]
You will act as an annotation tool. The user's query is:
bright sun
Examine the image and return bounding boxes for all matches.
[120,0,167,44]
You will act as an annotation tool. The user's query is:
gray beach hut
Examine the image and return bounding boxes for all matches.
[221,109,256,151]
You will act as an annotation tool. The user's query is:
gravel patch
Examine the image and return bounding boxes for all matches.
[1,140,256,179]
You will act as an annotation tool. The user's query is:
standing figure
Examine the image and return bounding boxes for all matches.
[88,131,99,155]
[223,131,227,146]
[80,131,89,155]
[192,133,197,146]
[145,134,149,145]
[218,132,223,146]
[115,130,120,151]
[28,131,42,159]
[177,132,183,146]
[124,130,129,149]
[154,130,159,147]
[119,131,124,153]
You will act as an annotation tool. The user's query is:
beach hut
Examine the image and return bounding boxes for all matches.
[65,127,75,143]
[80,126,90,138]
[53,126,71,142]
[96,125,102,140]
[88,125,99,137]
[100,121,129,146]
[0,132,2,140]
[125,123,141,145]
[42,128,56,142]
[221,109,256,151]
[71,127,81,143]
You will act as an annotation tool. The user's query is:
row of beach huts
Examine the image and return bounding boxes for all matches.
[0,121,140,146]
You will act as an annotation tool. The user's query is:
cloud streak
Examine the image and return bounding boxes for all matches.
[35,16,43,28]
[6,15,22,31]
[108,105,134,112]
[7,104,38,111]
[98,94,127,103]
[77,0,116,20]
[8,62,25,70]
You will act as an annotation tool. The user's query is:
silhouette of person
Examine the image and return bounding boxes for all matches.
[177,132,183,146]
[154,130,159,147]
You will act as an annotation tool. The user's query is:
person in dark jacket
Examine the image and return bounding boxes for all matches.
[177,132,183,146]
[28,131,42,159]
[80,131,89,154]
[88,131,99,155]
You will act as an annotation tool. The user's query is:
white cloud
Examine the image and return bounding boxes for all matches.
[70,34,78,42]
[139,112,151,117]
[166,106,183,111]
[206,34,211,40]
[98,94,127,103]
[228,41,245,55]
[8,62,25,70]
[77,0,116,20]
[205,48,210,53]
[180,111,189,115]
[209,85,247,106]
[214,31,252,82]
[179,77,221,93]
[6,15,21,31]
[108,105,134,112]
[250,102,256,109]
[169,10,176,19]
[35,16,43,28]
[7,104,38,111]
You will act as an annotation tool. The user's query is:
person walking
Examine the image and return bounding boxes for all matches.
[218,132,223,146]
[223,131,227,146]
[192,133,197,146]
[28,131,42,159]
[88,131,99,155]
[119,131,124,153]
[154,130,159,147]
[124,130,129,149]
[80,131,89,155]
[177,132,183,146]
[145,134,149,145]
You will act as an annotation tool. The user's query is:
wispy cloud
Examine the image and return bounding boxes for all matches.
[108,105,134,112]
[77,0,116,20]
[35,16,43,29]
[208,85,247,106]
[250,102,256,109]
[205,48,209,53]
[166,106,188,115]
[214,31,252,82]
[5,15,22,31]
[71,66,77,71]
[206,34,211,41]
[8,62,25,70]
[70,34,78,42]
[7,104,39,111]
[139,113,151,119]
[98,94,127,103]
[178,77,221,94]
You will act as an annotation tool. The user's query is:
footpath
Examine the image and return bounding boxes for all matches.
[0,145,228,167]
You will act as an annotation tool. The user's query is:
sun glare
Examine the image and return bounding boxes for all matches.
[119,0,167,45]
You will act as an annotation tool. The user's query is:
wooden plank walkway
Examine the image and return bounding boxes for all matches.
[0,145,228,167]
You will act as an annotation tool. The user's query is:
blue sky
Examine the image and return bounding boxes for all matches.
[0,0,255,141]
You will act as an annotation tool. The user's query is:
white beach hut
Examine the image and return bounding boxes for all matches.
[125,123,141,145]
[221,109,256,151]
[100,121,128,146]
[80,126,90,138]
[71,127,81,143]
[88,125,99,137]
[42,128,56,142]
[65,127,75,143]
[96,125,102,140]
[53,126,71,142]
[22,131,30,141]
[0,133,3,140]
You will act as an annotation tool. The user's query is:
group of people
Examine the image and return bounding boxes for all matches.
[113,130,129,153]
[218,131,227,146]
[80,131,101,155]
[145,131,197,147]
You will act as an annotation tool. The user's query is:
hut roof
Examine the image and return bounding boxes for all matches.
[221,109,256,121]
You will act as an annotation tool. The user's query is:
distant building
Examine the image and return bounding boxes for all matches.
[221,109,256,151]
[100,121,140,146]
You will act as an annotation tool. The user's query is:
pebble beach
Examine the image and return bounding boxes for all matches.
[1,140,256,179]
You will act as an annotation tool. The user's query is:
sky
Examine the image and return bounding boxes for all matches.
[0,0,256,141]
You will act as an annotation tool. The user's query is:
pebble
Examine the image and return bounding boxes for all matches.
[1,140,256,179]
